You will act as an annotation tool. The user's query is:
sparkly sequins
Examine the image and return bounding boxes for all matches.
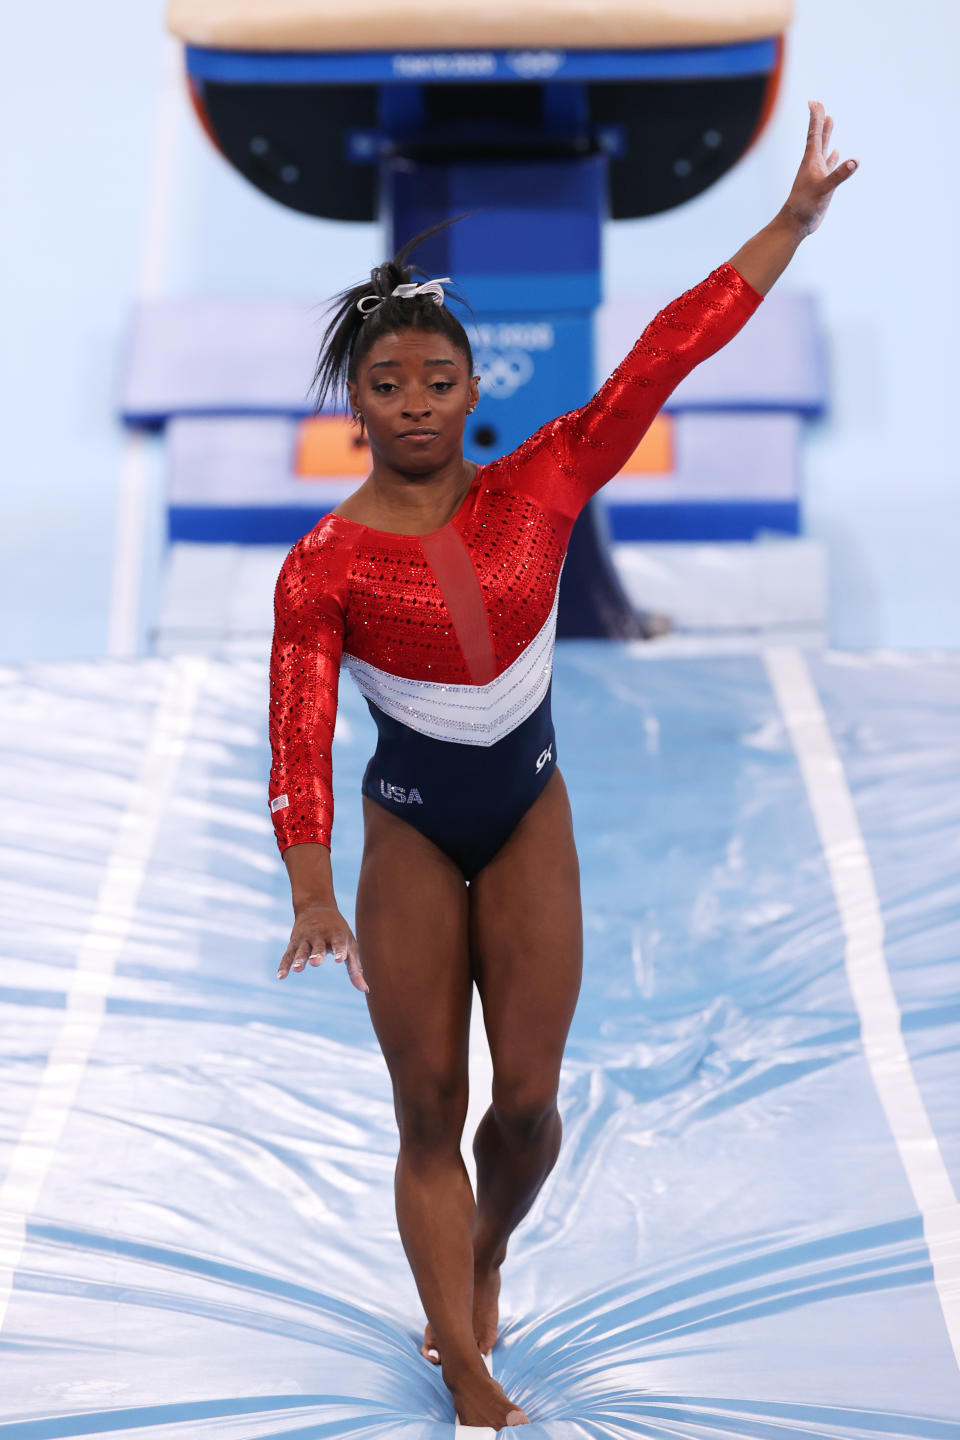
[268,530,352,851]
[267,262,763,852]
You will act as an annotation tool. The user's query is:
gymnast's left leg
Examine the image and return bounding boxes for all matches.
[422,767,583,1362]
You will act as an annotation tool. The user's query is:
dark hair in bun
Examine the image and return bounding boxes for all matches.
[309,216,474,417]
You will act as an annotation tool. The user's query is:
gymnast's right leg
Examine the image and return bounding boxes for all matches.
[354,796,530,1429]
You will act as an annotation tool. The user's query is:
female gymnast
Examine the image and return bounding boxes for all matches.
[269,101,856,1429]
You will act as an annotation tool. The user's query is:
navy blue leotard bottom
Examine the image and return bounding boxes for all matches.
[360,685,558,880]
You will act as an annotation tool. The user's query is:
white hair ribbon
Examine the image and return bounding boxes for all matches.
[356,277,452,317]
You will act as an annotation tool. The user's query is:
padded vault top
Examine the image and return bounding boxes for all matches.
[165,0,793,52]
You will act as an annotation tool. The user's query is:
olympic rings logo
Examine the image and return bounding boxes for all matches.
[474,347,535,401]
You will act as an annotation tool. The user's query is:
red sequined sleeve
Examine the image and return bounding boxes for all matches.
[513,261,763,518]
[268,532,347,853]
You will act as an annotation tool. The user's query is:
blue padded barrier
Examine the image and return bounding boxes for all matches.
[169,503,796,545]
[167,413,801,503]
[120,287,823,425]
[119,297,325,426]
[121,284,821,547]
[607,499,800,541]
[169,505,332,544]
[185,41,782,86]
[165,411,802,544]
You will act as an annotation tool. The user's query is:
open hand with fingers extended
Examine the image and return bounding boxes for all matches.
[728,98,859,295]
[782,99,859,237]
[277,901,368,993]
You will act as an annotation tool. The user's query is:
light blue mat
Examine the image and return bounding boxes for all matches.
[0,647,958,1436]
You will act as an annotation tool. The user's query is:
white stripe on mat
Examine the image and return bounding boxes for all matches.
[0,656,207,1334]
[765,646,960,1369]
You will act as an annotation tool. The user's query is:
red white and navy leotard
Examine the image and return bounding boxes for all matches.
[268,262,763,875]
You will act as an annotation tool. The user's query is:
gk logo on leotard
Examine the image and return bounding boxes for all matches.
[380,780,423,805]
[536,744,553,773]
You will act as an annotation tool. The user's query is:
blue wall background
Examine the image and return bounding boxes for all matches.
[1,1,955,659]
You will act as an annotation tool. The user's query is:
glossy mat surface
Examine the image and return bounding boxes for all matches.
[1,645,958,1435]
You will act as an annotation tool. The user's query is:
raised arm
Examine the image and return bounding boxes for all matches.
[268,535,367,992]
[507,98,857,520]
[729,99,858,295]
[532,260,763,518]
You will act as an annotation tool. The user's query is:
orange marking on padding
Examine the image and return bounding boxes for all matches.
[295,416,371,477]
[618,414,674,475]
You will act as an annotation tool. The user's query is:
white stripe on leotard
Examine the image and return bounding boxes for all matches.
[343,575,561,747]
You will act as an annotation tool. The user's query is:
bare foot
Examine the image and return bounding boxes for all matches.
[442,1355,529,1428]
[420,1262,501,1364]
